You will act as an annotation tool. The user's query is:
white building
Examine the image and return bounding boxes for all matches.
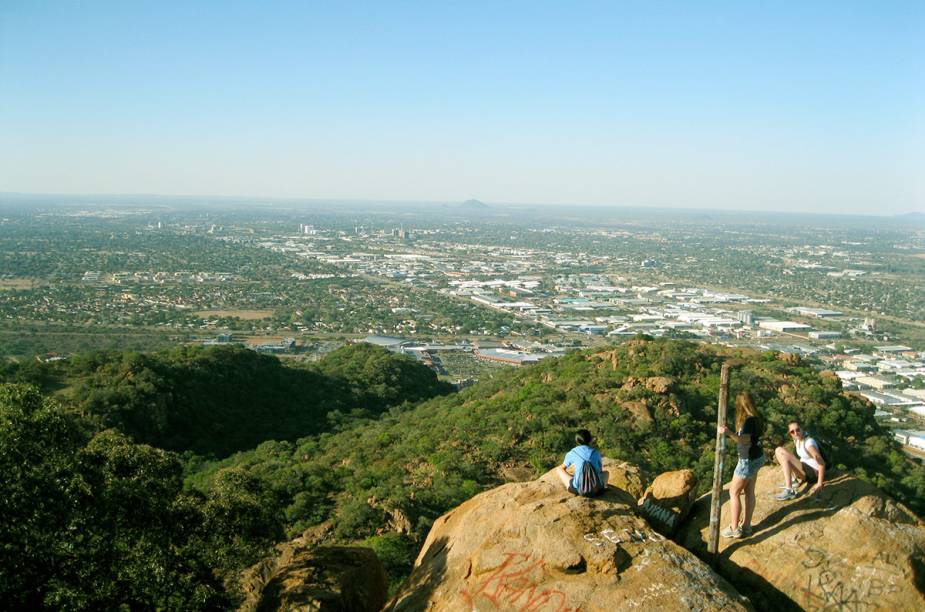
[894,430,925,451]
[758,321,813,333]
[788,307,843,318]
[854,375,898,391]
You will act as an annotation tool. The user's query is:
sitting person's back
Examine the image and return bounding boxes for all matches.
[556,429,609,496]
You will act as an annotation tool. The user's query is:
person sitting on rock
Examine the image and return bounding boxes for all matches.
[556,429,609,496]
[774,420,826,500]
[718,393,766,538]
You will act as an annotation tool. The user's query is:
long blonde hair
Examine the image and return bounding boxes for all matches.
[734,392,759,432]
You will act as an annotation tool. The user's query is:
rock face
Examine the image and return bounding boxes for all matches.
[678,467,925,611]
[389,461,747,611]
[621,400,654,428]
[601,458,646,500]
[245,545,387,612]
[638,469,698,537]
[622,376,676,395]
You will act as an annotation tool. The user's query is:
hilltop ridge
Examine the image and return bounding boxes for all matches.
[193,338,925,589]
[4,337,925,608]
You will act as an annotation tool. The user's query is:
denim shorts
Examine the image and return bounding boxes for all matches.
[734,455,766,479]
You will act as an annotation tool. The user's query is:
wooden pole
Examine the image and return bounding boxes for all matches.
[708,363,730,566]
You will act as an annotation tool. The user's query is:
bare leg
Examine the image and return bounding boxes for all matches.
[728,475,747,530]
[601,470,610,488]
[775,447,805,489]
[743,475,758,528]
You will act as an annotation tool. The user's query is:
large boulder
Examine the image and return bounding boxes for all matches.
[245,545,387,612]
[678,467,925,611]
[638,469,698,537]
[621,400,654,428]
[389,461,748,611]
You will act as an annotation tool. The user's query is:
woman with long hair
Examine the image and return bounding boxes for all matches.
[718,392,765,538]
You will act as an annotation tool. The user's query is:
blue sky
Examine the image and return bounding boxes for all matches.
[1,1,923,213]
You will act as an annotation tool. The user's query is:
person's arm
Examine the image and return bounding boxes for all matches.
[807,441,826,494]
[717,424,749,445]
[560,454,574,478]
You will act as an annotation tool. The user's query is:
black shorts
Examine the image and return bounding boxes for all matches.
[568,485,603,497]
[800,462,818,482]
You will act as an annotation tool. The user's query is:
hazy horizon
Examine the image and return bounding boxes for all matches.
[2,2,923,215]
[4,190,924,223]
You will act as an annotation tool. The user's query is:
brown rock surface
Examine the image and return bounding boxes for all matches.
[244,545,387,612]
[643,376,675,394]
[585,349,619,370]
[389,462,748,611]
[678,467,925,611]
[622,400,653,427]
[638,469,698,537]
[602,458,646,500]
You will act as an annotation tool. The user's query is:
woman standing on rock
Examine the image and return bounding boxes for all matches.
[718,392,765,538]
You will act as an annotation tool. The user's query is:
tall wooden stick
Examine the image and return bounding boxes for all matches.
[708,363,730,566]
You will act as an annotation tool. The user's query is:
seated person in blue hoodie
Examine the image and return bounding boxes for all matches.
[555,429,609,496]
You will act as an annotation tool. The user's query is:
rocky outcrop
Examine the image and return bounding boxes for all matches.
[638,469,698,537]
[389,461,747,611]
[586,349,619,371]
[242,545,387,612]
[602,459,646,500]
[678,467,925,611]
[622,376,676,395]
[622,399,654,427]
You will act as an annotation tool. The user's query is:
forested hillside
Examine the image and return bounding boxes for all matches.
[0,343,451,608]
[188,338,925,585]
[2,343,452,456]
[3,338,923,608]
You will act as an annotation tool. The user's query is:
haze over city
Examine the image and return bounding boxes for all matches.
[1,2,923,214]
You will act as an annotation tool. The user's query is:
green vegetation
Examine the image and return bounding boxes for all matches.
[0,385,279,610]
[1,343,451,608]
[4,337,923,608]
[189,339,925,584]
[3,343,452,457]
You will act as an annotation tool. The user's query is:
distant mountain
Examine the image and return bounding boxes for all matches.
[460,199,489,209]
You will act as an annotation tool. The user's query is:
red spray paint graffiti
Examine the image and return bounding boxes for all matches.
[461,552,580,612]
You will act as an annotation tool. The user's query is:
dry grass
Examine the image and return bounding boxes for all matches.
[0,278,36,290]
[239,335,288,346]
[195,309,274,320]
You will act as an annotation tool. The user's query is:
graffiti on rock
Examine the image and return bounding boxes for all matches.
[461,552,579,612]
[639,498,679,529]
[798,547,902,611]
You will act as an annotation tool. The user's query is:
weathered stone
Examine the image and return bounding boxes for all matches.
[638,469,698,537]
[622,399,653,427]
[621,376,641,391]
[621,376,675,400]
[388,462,748,611]
[602,457,646,499]
[585,349,619,370]
[499,459,536,483]
[246,546,387,612]
[644,376,675,394]
[677,467,925,611]
[667,397,682,417]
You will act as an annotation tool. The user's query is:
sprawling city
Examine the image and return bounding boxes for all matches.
[3,198,924,442]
